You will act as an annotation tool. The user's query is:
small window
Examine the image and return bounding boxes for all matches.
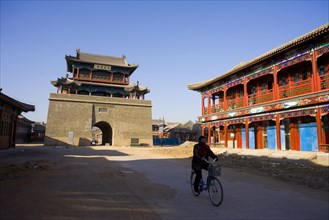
[99,108,107,112]
[318,65,325,75]
[302,71,308,80]
[294,73,299,82]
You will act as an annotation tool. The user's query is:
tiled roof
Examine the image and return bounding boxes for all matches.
[124,83,150,93]
[0,91,35,112]
[66,49,138,68]
[188,23,329,91]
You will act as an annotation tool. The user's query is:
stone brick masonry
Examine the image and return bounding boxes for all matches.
[45,93,152,146]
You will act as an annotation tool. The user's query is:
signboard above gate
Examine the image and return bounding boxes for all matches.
[94,64,111,71]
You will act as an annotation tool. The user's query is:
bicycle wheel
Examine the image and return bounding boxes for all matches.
[190,171,200,196]
[208,177,223,206]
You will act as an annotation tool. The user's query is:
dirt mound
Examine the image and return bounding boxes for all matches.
[151,141,196,158]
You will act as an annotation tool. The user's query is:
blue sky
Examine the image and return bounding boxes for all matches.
[1,1,328,123]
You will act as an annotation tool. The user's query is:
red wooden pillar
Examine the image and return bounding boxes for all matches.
[201,94,205,116]
[316,108,323,151]
[311,50,319,91]
[223,86,228,111]
[243,78,248,106]
[207,93,211,115]
[237,127,242,148]
[273,65,279,100]
[77,68,80,79]
[224,122,228,148]
[207,124,211,144]
[290,119,300,151]
[245,119,249,149]
[276,114,281,150]
[256,122,263,149]
[201,124,205,136]
[72,66,75,78]
[90,70,93,80]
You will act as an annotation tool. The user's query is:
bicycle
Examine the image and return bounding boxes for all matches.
[190,158,224,207]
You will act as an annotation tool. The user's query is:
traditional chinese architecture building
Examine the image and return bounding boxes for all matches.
[0,90,35,149]
[45,50,152,146]
[152,119,201,145]
[188,23,329,152]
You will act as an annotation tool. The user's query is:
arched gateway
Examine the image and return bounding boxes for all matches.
[44,50,152,146]
[93,121,113,145]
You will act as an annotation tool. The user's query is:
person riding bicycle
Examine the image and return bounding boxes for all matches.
[192,136,218,193]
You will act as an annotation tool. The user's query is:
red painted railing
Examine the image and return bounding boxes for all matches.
[279,79,312,99]
[319,72,329,90]
[248,89,274,105]
[210,104,224,113]
[227,97,244,110]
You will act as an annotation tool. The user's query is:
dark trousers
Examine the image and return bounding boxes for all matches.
[193,164,208,191]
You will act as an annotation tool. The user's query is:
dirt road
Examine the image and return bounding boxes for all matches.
[1,146,328,220]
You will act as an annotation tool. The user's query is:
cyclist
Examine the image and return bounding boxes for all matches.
[192,136,218,193]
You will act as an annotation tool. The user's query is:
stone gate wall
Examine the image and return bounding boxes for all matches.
[44,93,152,146]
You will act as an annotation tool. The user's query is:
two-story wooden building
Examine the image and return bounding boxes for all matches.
[188,23,329,152]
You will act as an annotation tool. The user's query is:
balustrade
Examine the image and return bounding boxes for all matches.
[227,97,244,110]
[248,89,273,105]
[210,104,224,113]
[279,79,312,99]
[319,72,329,90]
[202,70,327,116]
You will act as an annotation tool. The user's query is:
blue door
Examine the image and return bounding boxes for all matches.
[280,125,286,150]
[241,128,246,149]
[299,122,318,151]
[249,127,255,149]
[267,125,276,150]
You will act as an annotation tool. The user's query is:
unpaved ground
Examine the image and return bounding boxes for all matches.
[0,144,328,220]
[149,142,329,191]
[0,146,174,220]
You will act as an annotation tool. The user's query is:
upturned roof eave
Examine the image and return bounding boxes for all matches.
[188,23,329,92]
[0,92,35,112]
[65,56,138,69]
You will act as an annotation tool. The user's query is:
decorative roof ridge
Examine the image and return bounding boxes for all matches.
[188,22,329,91]
[77,49,127,62]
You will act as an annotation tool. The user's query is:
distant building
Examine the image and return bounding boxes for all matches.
[31,122,46,143]
[16,115,34,144]
[152,119,201,145]
[0,90,35,149]
[16,116,46,144]
[188,23,329,152]
[164,121,202,142]
[45,50,152,146]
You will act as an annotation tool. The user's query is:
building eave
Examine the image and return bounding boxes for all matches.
[0,92,35,112]
[188,23,329,91]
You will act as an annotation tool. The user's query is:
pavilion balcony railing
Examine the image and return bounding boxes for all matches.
[204,108,208,115]
[227,97,244,110]
[210,104,224,113]
[248,89,273,105]
[279,79,312,99]
[319,72,329,90]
